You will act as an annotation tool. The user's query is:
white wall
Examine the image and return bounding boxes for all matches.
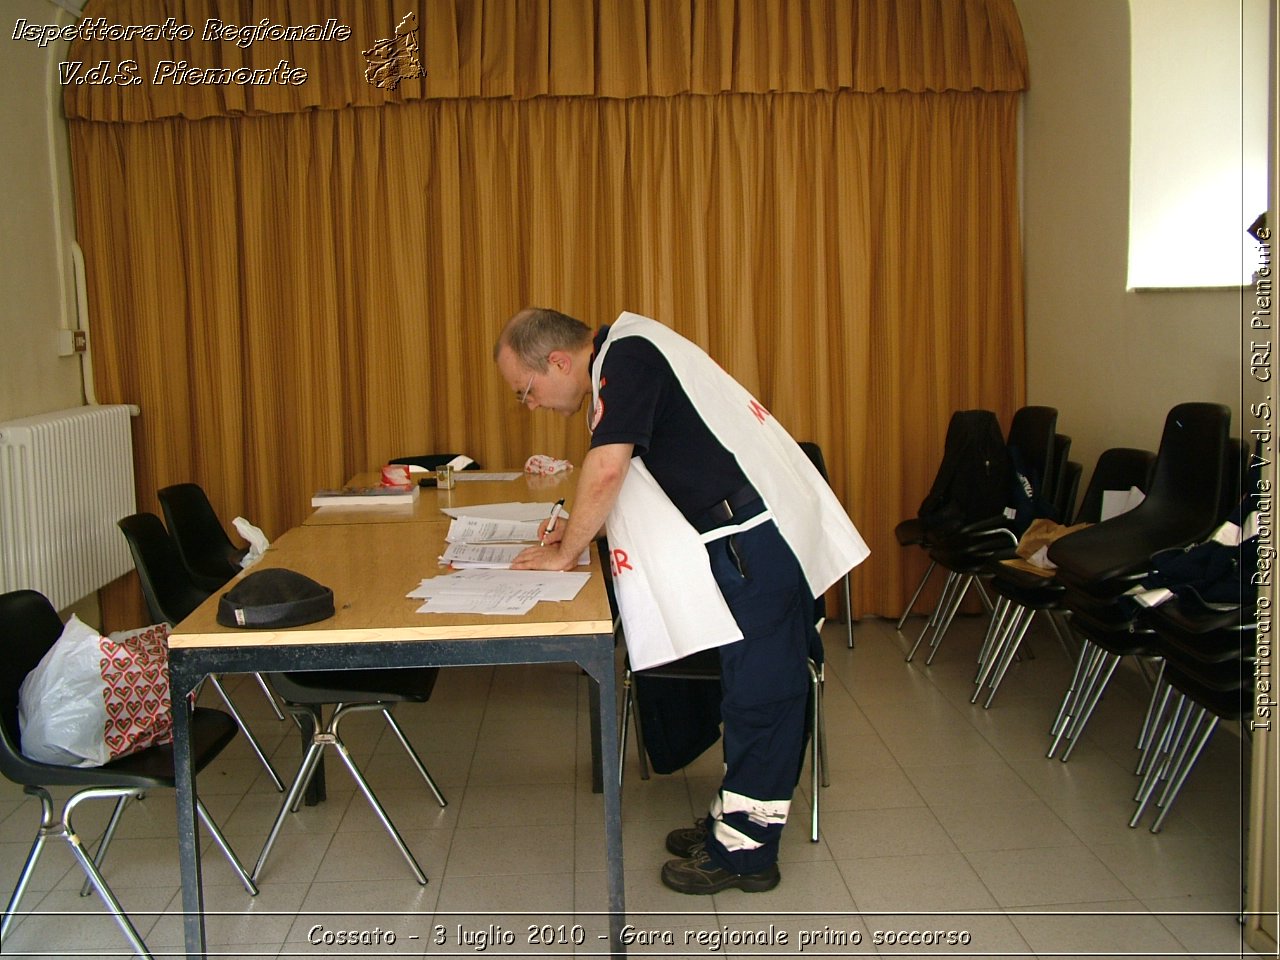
[2,0,98,623]
[0,0,83,422]
[1016,0,1248,475]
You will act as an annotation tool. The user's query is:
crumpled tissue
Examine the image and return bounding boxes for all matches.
[232,517,270,569]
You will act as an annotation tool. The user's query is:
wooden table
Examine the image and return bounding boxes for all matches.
[167,515,625,957]
[304,470,577,525]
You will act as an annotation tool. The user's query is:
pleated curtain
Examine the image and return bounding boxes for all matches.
[64,0,1029,627]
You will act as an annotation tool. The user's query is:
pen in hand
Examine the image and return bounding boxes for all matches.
[539,499,566,547]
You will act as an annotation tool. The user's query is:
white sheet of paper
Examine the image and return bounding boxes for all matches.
[440,501,566,522]
[415,594,538,615]
[409,568,591,602]
[439,542,590,569]
[1099,486,1146,522]
[445,516,541,543]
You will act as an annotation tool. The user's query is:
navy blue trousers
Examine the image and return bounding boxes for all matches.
[702,520,817,875]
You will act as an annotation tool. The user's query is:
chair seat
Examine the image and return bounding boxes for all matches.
[1165,663,1251,716]
[638,649,721,680]
[269,667,438,706]
[1,707,237,791]
[894,517,926,547]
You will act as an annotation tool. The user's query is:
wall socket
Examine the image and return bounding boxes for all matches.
[57,329,89,356]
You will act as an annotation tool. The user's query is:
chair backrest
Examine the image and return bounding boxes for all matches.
[1074,447,1157,525]
[0,590,65,781]
[1007,405,1059,504]
[389,453,482,470]
[797,441,830,482]
[1048,403,1230,585]
[1049,434,1072,518]
[1135,403,1231,535]
[797,442,832,623]
[1055,460,1083,522]
[917,410,1015,529]
[1220,437,1248,522]
[117,513,212,625]
[157,483,242,587]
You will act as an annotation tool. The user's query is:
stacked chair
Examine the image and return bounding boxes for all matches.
[1131,598,1253,832]
[1043,402,1232,762]
[970,447,1156,708]
[906,406,1060,665]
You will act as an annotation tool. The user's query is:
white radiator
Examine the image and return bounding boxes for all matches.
[0,405,137,611]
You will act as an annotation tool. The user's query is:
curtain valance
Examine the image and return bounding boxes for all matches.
[62,0,1028,122]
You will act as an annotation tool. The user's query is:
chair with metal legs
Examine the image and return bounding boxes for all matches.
[158,483,285,722]
[971,447,1156,709]
[1130,599,1252,832]
[0,590,256,960]
[618,634,828,843]
[117,513,285,792]
[1044,403,1231,760]
[902,406,1058,663]
[252,667,447,884]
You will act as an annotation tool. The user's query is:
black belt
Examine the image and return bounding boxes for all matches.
[691,484,765,534]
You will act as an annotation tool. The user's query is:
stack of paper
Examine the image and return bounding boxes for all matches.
[412,500,588,614]
[408,568,590,615]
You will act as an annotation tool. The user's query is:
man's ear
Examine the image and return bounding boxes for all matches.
[547,349,571,373]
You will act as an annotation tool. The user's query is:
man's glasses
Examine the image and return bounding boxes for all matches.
[518,372,535,405]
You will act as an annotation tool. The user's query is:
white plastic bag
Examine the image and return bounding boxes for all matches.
[18,616,173,768]
[19,615,112,766]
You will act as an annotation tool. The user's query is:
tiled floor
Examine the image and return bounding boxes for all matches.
[0,614,1262,958]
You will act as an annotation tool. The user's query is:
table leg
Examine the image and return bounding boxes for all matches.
[589,678,603,794]
[172,662,207,960]
[582,639,626,958]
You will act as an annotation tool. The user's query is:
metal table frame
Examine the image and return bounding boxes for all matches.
[168,631,625,958]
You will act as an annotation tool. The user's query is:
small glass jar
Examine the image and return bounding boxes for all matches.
[436,464,455,489]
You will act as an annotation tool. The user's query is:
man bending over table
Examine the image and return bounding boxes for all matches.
[493,307,867,894]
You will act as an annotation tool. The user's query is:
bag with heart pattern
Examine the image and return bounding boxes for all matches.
[19,615,172,767]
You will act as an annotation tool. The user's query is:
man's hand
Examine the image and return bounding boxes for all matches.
[512,543,575,571]
[516,443,632,572]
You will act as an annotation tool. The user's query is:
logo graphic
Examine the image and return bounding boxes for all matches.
[362,11,425,90]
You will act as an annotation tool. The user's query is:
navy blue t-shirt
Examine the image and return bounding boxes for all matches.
[589,327,749,520]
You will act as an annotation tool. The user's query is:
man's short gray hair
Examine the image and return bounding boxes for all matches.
[497,307,592,370]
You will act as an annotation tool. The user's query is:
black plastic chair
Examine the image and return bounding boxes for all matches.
[906,405,1059,665]
[1048,403,1231,598]
[971,447,1156,709]
[253,667,447,885]
[798,441,854,648]
[117,513,284,791]
[157,483,248,591]
[619,642,827,843]
[1131,599,1253,832]
[1007,406,1060,510]
[1044,403,1232,760]
[156,486,286,724]
[893,410,1006,630]
[0,590,256,959]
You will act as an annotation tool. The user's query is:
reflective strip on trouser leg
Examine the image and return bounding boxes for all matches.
[708,791,792,852]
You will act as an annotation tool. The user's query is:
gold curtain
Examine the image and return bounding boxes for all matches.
[65,0,1027,628]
